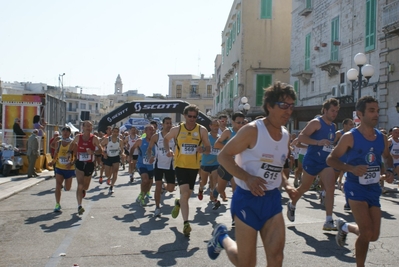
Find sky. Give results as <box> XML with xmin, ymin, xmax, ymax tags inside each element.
<box><xmin>0</xmin><ymin>0</ymin><xmax>233</xmax><ymax>96</ymax></box>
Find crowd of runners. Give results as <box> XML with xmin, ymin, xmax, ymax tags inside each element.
<box><xmin>47</xmin><ymin>81</ymin><xmax>398</xmax><ymax>267</ymax></box>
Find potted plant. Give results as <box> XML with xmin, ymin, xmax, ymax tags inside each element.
<box><xmin>333</xmin><ymin>41</ymin><xmax>341</xmax><ymax>46</ymax></box>
<box><xmin>321</xmin><ymin>42</ymin><xmax>327</xmax><ymax>47</ymax></box>
<box><xmin>314</xmin><ymin>46</ymin><xmax>320</xmax><ymax>51</ymax></box>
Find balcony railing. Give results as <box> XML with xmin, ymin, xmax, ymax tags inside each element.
<box><xmin>382</xmin><ymin>0</ymin><xmax>399</xmax><ymax>34</ymax></box>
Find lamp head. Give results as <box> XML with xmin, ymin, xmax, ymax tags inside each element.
<box><xmin>241</xmin><ymin>96</ymin><xmax>248</xmax><ymax>104</ymax></box>
<box><xmin>362</xmin><ymin>64</ymin><xmax>374</xmax><ymax>79</ymax></box>
<box><xmin>354</xmin><ymin>53</ymin><xmax>367</xmax><ymax>66</ymax></box>
<box><xmin>347</xmin><ymin>68</ymin><xmax>358</xmax><ymax>82</ymax></box>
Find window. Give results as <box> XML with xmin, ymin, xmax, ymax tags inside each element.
<box><xmin>256</xmin><ymin>74</ymin><xmax>272</xmax><ymax>106</ymax></box>
<box><xmin>331</xmin><ymin>16</ymin><xmax>339</xmax><ymax>61</ymax></box>
<box><xmin>68</xmin><ymin>115</ymin><xmax>72</xmax><ymax>121</ymax></box>
<box><xmin>207</xmin><ymin>85</ymin><xmax>212</xmax><ymax>96</ymax></box>
<box><xmin>229</xmin><ymin>79</ymin><xmax>234</xmax><ymax>108</ymax></box>
<box><xmin>261</xmin><ymin>0</ymin><xmax>272</xmax><ymax>19</ymax></box>
<box><xmin>216</xmin><ymin>93</ymin><xmax>220</xmax><ymax>104</ymax></box>
<box><xmin>190</xmin><ymin>85</ymin><xmax>197</xmax><ymax>94</ymax></box>
<box><xmin>232</xmin><ymin>22</ymin><xmax>236</xmax><ymax>44</ymax></box>
<box><xmin>80</xmin><ymin>103</ymin><xmax>86</xmax><ymax>109</ymax></box>
<box><xmin>237</xmin><ymin>11</ymin><xmax>241</xmax><ymax>34</ymax></box>
<box><xmin>234</xmin><ymin>73</ymin><xmax>238</xmax><ymax>97</ymax></box>
<box><xmin>176</xmin><ymin>85</ymin><xmax>182</xmax><ymax>98</ymax></box>
<box><xmin>294</xmin><ymin>81</ymin><xmax>299</xmax><ymax>105</ymax></box>
<box><xmin>365</xmin><ymin>0</ymin><xmax>376</xmax><ymax>52</ymax></box>
<box><xmin>305</xmin><ymin>33</ymin><xmax>311</xmax><ymax>71</ymax></box>
<box><xmin>306</xmin><ymin>0</ymin><xmax>312</xmax><ymax>8</ymax></box>
<box><xmin>89</xmin><ymin>105</ymin><xmax>92</xmax><ymax>111</ymax></box>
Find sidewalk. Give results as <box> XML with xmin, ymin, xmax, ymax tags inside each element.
<box><xmin>0</xmin><ymin>170</ymin><xmax>52</xmax><ymax>201</ymax></box>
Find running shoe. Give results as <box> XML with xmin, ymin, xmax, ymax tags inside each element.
<box><xmin>78</xmin><ymin>206</ymin><xmax>85</xmax><ymax>215</ymax></box>
<box><xmin>171</xmin><ymin>198</ymin><xmax>180</xmax><ymax>218</ymax></box>
<box><xmin>109</xmin><ymin>186</ymin><xmax>114</xmax><ymax>194</ymax></box>
<box><xmin>198</xmin><ymin>188</ymin><xmax>203</xmax><ymax>201</ymax></box>
<box><xmin>323</xmin><ymin>220</ymin><xmax>337</xmax><ymax>231</ymax></box>
<box><xmin>183</xmin><ymin>222</ymin><xmax>191</xmax><ymax>237</ymax></box>
<box><xmin>99</xmin><ymin>177</ymin><xmax>103</xmax><ymax>184</ymax></box>
<box><xmin>54</xmin><ymin>203</ymin><xmax>61</xmax><ymax>212</ymax></box>
<box><xmin>154</xmin><ymin>208</ymin><xmax>161</xmax><ymax>217</ymax></box>
<box><xmin>286</xmin><ymin>202</ymin><xmax>295</xmax><ymax>222</ymax></box>
<box><xmin>136</xmin><ymin>193</ymin><xmax>142</xmax><ymax>204</ymax></box>
<box><xmin>335</xmin><ymin>218</ymin><xmax>347</xmax><ymax>247</ymax></box>
<box><xmin>146</xmin><ymin>192</ymin><xmax>152</xmax><ymax>199</ymax></box>
<box><xmin>129</xmin><ymin>174</ymin><xmax>134</xmax><ymax>183</ymax></box>
<box><xmin>106</xmin><ymin>178</ymin><xmax>111</xmax><ymax>186</ymax></box>
<box><xmin>207</xmin><ymin>224</ymin><xmax>228</xmax><ymax>260</ymax></box>
<box><xmin>82</xmin><ymin>190</ymin><xmax>86</xmax><ymax>198</ymax></box>
<box><xmin>212</xmin><ymin>200</ymin><xmax>221</xmax><ymax>210</ymax></box>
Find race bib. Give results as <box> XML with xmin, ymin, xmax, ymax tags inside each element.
<box><xmin>143</xmin><ymin>156</ymin><xmax>151</xmax><ymax>165</ymax></box>
<box><xmin>58</xmin><ymin>157</ymin><xmax>69</xmax><ymax>165</ymax></box>
<box><xmin>257</xmin><ymin>163</ymin><xmax>282</xmax><ymax>190</ymax></box>
<box><xmin>181</xmin><ymin>144</ymin><xmax>197</xmax><ymax>155</ymax></box>
<box><xmin>210</xmin><ymin>147</ymin><xmax>220</xmax><ymax>156</ymax></box>
<box><xmin>322</xmin><ymin>144</ymin><xmax>334</xmax><ymax>153</ymax></box>
<box><xmin>79</xmin><ymin>152</ymin><xmax>91</xmax><ymax>161</ymax></box>
<box><xmin>158</xmin><ymin>147</ymin><xmax>167</xmax><ymax>156</ymax></box>
<box><xmin>359</xmin><ymin>166</ymin><xmax>380</xmax><ymax>185</ymax></box>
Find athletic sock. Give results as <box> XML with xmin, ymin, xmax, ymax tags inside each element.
<box><xmin>218</xmin><ymin>233</ymin><xmax>228</xmax><ymax>249</ymax></box>
<box><xmin>326</xmin><ymin>215</ymin><xmax>333</xmax><ymax>222</ymax></box>
<box><xmin>342</xmin><ymin>223</ymin><xmax>349</xmax><ymax>233</ymax></box>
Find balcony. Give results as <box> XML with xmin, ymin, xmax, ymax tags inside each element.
<box><xmin>316</xmin><ymin>48</ymin><xmax>342</xmax><ymax>77</ymax></box>
<box><xmin>291</xmin><ymin>63</ymin><xmax>313</xmax><ymax>84</ymax></box>
<box><xmin>298</xmin><ymin>0</ymin><xmax>312</xmax><ymax>16</ymax></box>
<box><xmin>382</xmin><ymin>0</ymin><xmax>399</xmax><ymax>35</ymax></box>
<box><xmin>67</xmin><ymin>107</ymin><xmax>77</xmax><ymax>112</ymax></box>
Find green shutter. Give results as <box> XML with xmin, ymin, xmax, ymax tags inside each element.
<box><xmin>256</xmin><ymin>74</ymin><xmax>272</xmax><ymax>106</ymax></box>
<box><xmin>234</xmin><ymin>73</ymin><xmax>238</xmax><ymax>97</ymax></box>
<box><xmin>229</xmin><ymin>80</ymin><xmax>234</xmax><ymax>108</ymax></box>
<box><xmin>331</xmin><ymin>16</ymin><xmax>339</xmax><ymax>61</ymax></box>
<box><xmin>306</xmin><ymin>0</ymin><xmax>312</xmax><ymax>8</ymax></box>
<box><xmin>305</xmin><ymin>33</ymin><xmax>311</xmax><ymax>71</ymax></box>
<box><xmin>261</xmin><ymin>0</ymin><xmax>272</xmax><ymax>19</ymax></box>
<box><xmin>365</xmin><ymin>0</ymin><xmax>376</xmax><ymax>52</ymax></box>
<box><xmin>237</xmin><ymin>11</ymin><xmax>241</xmax><ymax>34</ymax></box>
<box><xmin>294</xmin><ymin>81</ymin><xmax>299</xmax><ymax>105</ymax></box>
<box><xmin>216</xmin><ymin>94</ymin><xmax>219</xmax><ymax>104</ymax></box>
<box><xmin>232</xmin><ymin>23</ymin><xmax>235</xmax><ymax>44</ymax></box>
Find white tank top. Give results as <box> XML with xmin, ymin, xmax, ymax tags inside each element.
<box><xmin>106</xmin><ymin>137</ymin><xmax>120</xmax><ymax>157</ymax></box>
<box><xmin>234</xmin><ymin>119</ymin><xmax>289</xmax><ymax>191</ymax></box>
<box><xmin>390</xmin><ymin>138</ymin><xmax>399</xmax><ymax>164</ymax></box>
<box><xmin>128</xmin><ymin>135</ymin><xmax>139</xmax><ymax>155</ymax></box>
<box><xmin>156</xmin><ymin>132</ymin><xmax>175</xmax><ymax>169</ymax></box>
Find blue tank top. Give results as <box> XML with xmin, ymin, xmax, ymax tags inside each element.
<box><xmin>345</xmin><ymin>128</ymin><xmax>384</xmax><ymax>184</ymax></box>
<box><xmin>337</xmin><ymin>129</ymin><xmax>347</xmax><ymax>162</ymax></box>
<box><xmin>306</xmin><ymin>117</ymin><xmax>336</xmax><ymax>162</ymax></box>
<box><xmin>137</xmin><ymin>138</ymin><xmax>155</xmax><ymax>170</ymax></box>
<box><xmin>201</xmin><ymin>133</ymin><xmax>220</xmax><ymax>166</ymax></box>
<box><xmin>222</xmin><ymin>127</ymin><xmax>237</xmax><ymax>145</ymax></box>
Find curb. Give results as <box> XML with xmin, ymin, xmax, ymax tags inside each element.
<box><xmin>0</xmin><ymin>176</ymin><xmax>51</xmax><ymax>201</ymax></box>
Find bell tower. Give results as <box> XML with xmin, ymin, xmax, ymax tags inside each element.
<box><xmin>114</xmin><ymin>74</ymin><xmax>123</xmax><ymax>94</ymax></box>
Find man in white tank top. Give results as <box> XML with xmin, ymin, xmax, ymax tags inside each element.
<box><xmin>207</xmin><ymin>81</ymin><xmax>297</xmax><ymax>266</ymax></box>
<box><xmin>125</xmin><ymin>127</ymin><xmax>140</xmax><ymax>183</ymax></box>
<box><xmin>100</xmin><ymin>127</ymin><xmax>124</xmax><ymax>194</ymax></box>
<box><xmin>388</xmin><ymin>127</ymin><xmax>399</xmax><ymax>186</ymax></box>
<box><xmin>146</xmin><ymin>117</ymin><xmax>176</xmax><ymax>217</ymax></box>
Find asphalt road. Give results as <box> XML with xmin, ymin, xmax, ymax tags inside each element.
<box><xmin>1</xmin><ymin>169</ymin><xmax>399</xmax><ymax>267</ymax></box>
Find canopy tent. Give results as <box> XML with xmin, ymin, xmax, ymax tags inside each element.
<box><xmin>66</xmin><ymin>122</ymin><xmax>80</xmax><ymax>134</ymax></box>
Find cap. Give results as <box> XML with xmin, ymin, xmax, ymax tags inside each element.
<box><xmin>54</xmin><ymin>131</ymin><xmax>59</xmax><ymax>135</ymax></box>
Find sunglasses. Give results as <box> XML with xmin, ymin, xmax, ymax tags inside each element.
<box><xmin>187</xmin><ymin>115</ymin><xmax>197</xmax><ymax>119</ymax></box>
<box><xmin>275</xmin><ymin>102</ymin><xmax>295</xmax><ymax>110</ymax></box>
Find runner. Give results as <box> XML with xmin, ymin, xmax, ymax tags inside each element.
<box><xmin>388</xmin><ymin>126</ymin><xmax>399</xmax><ymax>188</ymax></box>
<box><xmin>70</xmin><ymin>120</ymin><xmax>102</xmax><ymax>215</ymax></box>
<box><xmin>327</xmin><ymin>96</ymin><xmax>394</xmax><ymax>267</ymax></box>
<box><xmin>131</xmin><ymin>124</ymin><xmax>156</xmax><ymax>206</ymax></box>
<box><xmin>212</xmin><ymin>112</ymin><xmax>245</xmax><ymax>211</ymax></box>
<box><xmin>207</xmin><ymin>81</ymin><xmax>297</xmax><ymax>266</ymax></box>
<box><xmin>125</xmin><ymin>127</ymin><xmax>140</xmax><ymax>183</ymax></box>
<box><xmin>218</xmin><ymin>115</ymin><xmax>228</xmax><ymax>135</ymax></box>
<box><xmin>163</xmin><ymin>104</ymin><xmax>211</xmax><ymax>236</ymax></box>
<box><xmin>146</xmin><ymin>117</ymin><xmax>176</xmax><ymax>217</ymax></box>
<box><xmin>100</xmin><ymin>127</ymin><xmax>124</xmax><ymax>194</ymax></box>
<box><xmin>49</xmin><ymin>126</ymin><xmax>75</xmax><ymax>212</ymax></box>
<box><xmin>99</xmin><ymin>126</ymin><xmax>112</xmax><ymax>185</ymax></box>
<box><xmin>286</xmin><ymin>98</ymin><xmax>340</xmax><ymax>231</ymax></box>
<box><xmin>198</xmin><ymin>119</ymin><xmax>220</xmax><ymax>202</ymax></box>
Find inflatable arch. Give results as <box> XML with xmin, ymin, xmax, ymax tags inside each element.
<box><xmin>98</xmin><ymin>100</ymin><xmax>212</xmax><ymax>133</ymax></box>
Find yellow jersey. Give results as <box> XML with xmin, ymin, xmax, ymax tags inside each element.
<box><xmin>174</xmin><ymin>123</ymin><xmax>202</xmax><ymax>169</ymax></box>
<box><xmin>55</xmin><ymin>141</ymin><xmax>75</xmax><ymax>170</ymax></box>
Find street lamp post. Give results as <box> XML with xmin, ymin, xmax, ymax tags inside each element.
<box><xmin>346</xmin><ymin>53</ymin><xmax>374</xmax><ymax>100</ymax></box>
<box><xmin>238</xmin><ymin>96</ymin><xmax>251</xmax><ymax>115</ymax></box>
